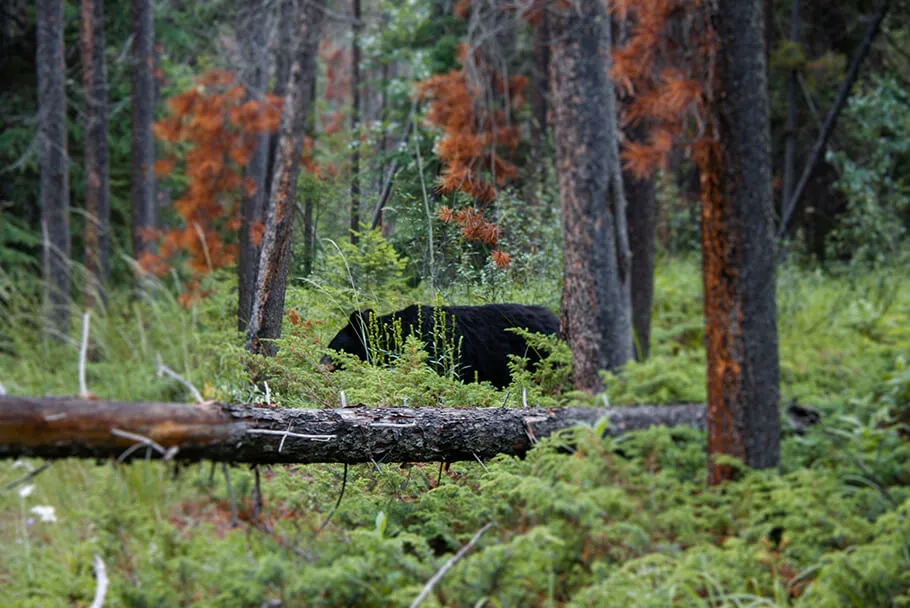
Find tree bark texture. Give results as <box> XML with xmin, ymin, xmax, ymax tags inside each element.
<box><xmin>0</xmin><ymin>396</ymin><xmax>710</xmax><ymax>464</ymax></box>
<box><xmin>780</xmin><ymin>0</ymin><xmax>799</xmax><ymax>214</ymax></box>
<box><xmin>550</xmin><ymin>0</ymin><xmax>634</xmax><ymax>393</ymax></box>
<box><xmin>246</xmin><ymin>0</ymin><xmax>326</xmax><ymax>356</ymax></box>
<box><xmin>614</xmin><ymin>17</ymin><xmax>656</xmax><ymax>361</ymax></box>
<box><xmin>37</xmin><ymin>0</ymin><xmax>71</xmax><ymax>339</ymax></box>
<box><xmin>237</xmin><ymin>0</ymin><xmax>274</xmax><ymax>332</ymax></box>
<box><xmin>264</xmin><ymin>0</ymin><xmax>294</xmax><ymax>206</ymax></box>
<box><xmin>349</xmin><ymin>0</ymin><xmax>362</xmax><ymax>243</ymax></box>
<box><xmin>529</xmin><ymin>9</ymin><xmax>550</xmax><ymax>193</ymax></box>
<box><xmin>130</xmin><ymin>0</ymin><xmax>156</xmax><ymax>262</ymax></box>
<box><xmin>80</xmin><ymin>0</ymin><xmax>111</xmax><ymax>308</ymax></box>
<box><xmin>302</xmin><ymin>81</ymin><xmax>319</xmax><ymax>277</ymax></box>
<box><xmin>703</xmin><ymin>0</ymin><xmax>780</xmax><ymax>483</ymax></box>
<box><xmin>624</xmin><ymin>152</ymin><xmax>656</xmax><ymax>361</ymax></box>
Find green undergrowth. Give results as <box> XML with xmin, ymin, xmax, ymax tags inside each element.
<box><xmin>1</xmin><ymin>255</ymin><xmax>909</xmax><ymax>606</ymax></box>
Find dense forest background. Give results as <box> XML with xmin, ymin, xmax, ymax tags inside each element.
<box><xmin>1</xmin><ymin>0</ymin><xmax>910</xmax><ymax>605</ymax></box>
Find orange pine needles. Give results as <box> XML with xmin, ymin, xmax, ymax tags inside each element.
<box><xmin>417</xmin><ymin>24</ymin><xmax>526</xmax><ymax>269</ymax></box>
<box><xmin>148</xmin><ymin>69</ymin><xmax>283</xmax><ymax>305</ymax></box>
<box><xmin>609</xmin><ymin>0</ymin><xmax>716</xmax><ymax>178</ymax></box>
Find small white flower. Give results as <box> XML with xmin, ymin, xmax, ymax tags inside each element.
<box><xmin>18</xmin><ymin>484</ymin><xmax>34</xmax><ymax>498</ymax></box>
<box><xmin>30</xmin><ymin>505</ymin><xmax>57</xmax><ymax>523</ymax></box>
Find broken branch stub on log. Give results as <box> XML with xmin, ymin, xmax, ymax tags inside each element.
<box><xmin>0</xmin><ymin>396</ymin><xmax>711</xmax><ymax>464</ymax></box>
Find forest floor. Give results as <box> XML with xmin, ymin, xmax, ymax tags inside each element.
<box><xmin>1</xmin><ymin>255</ymin><xmax>909</xmax><ymax>607</ymax></box>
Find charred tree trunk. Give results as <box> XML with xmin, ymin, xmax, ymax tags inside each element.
<box><xmin>237</xmin><ymin>0</ymin><xmax>273</xmax><ymax>332</ymax></box>
<box><xmin>550</xmin><ymin>0</ymin><xmax>634</xmax><ymax>393</ymax></box>
<box><xmin>349</xmin><ymin>0</ymin><xmax>362</xmax><ymax>243</ymax></box>
<box><xmin>37</xmin><ymin>0</ymin><xmax>71</xmax><ymax>339</ymax></box>
<box><xmin>702</xmin><ymin>0</ymin><xmax>780</xmax><ymax>484</ymax></box>
<box><xmin>130</xmin><ymin>0</ymin><xmax>156</xmax><ymax>264</ymax></box>
<box><xmin>0</xmin><ymin>395</ymin><xmax>713</xmax><ymax>464</ymax></box>
<box><xmin>245</xmin><ymin>0</ymin><xmax>326</xmax><ymax>356</ymax></box>
<box><xmin>80</xmin><ymin>0</ymin><xmax>110</xmax><ymax>309</ymax></box>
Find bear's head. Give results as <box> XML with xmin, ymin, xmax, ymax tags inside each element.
<box><xmin>320</xmin><ymin>309</ymin><xmax>374</xmax><ymax>369</ymax></box>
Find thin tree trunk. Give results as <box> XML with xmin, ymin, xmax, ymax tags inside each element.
<box><xmin>130</xmin><ymin>0</ymin><xmax>156</xmax><ymax>264</ymax></box>
<box><xmin>625</xmin><ymin>153</ymin><xmax>656</xmax><ymax>360</ymax></box>
<box><xmin>777</xmin><ymin>0</ymin><xmax>890</xmax><ymax>240</ymax></box>
<box><xmin>237</xmin><ymin>0</ymin><xmax>273</xmax><ymax>332</ymax></box>
<box><xmin>37</xmin><ymin>0</ymin><xmax>70</xmax><ymax>338</ymax></box>
<box><xmin>81</xmin><ymin>0</ymin><xmax>110</xmax><ymax>309</ymax></box>
<box><xmin>703</xmin><ymin>0</ymin><xmax>780</xmax><ymax>484</ymax></box>
<box><xmin>246</xmin><ymin>0</ymin><xmax>326</xmax><ymax>356</ymax></box>
<box><xmin>349</xmin><ymin>0</ymin><xmax>362</xmax><ymax>243</ymax></box>
<box><xmin>529</xmin><ymin>10</ymin><xmax>550</xmax><ymax>193</ymax></box>
<box><xmin>264</xmin><ymin>0</ymin><xmax>293</xmax><ymax>207</ymax></box>
<box><xmin>302</xmin><ymin>81</ymin><xmax>318</xmax><ymax>276</ymax></box>
<box><xmin>615</xmin><ymin>16</ymin><xmax>656</xmax><ymax>361</ymax></box>
<box><xmin>550</xmin><ymin>0</ymin><xmax>634</xmax><ymax>393</ymax></box>
<box><xmin>781</xmin><ymin>0</ymin><xmax>799</xmax><ymax>214</ymax></box>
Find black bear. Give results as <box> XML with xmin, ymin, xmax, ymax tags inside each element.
<box><xmin>322</xmin><ymin>303</ymin><xmax>560</xmax><ymax>388</ymax></box>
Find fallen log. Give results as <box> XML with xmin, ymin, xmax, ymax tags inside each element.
<box><xmin>0</xmin><ymin>396</ymin><xmax>812</xmax><ymax>465</ymax></box>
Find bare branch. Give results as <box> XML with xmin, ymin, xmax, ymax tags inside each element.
<box><xmin>410</xmin><ymin>522</ymin><xmax>495</xmax><ymax>608</ymax></box>
<box><xmin>79</xmin><ymin>311</ymin><xmax>91</xmax><ymax>398</ymax></box>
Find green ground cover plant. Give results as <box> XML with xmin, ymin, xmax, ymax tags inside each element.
<box><xmin>1</xmin><ymin>254</ymin><xmax>908</xmax><ymax>607</ymax></box>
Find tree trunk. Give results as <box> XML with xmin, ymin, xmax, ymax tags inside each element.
<box><xmin>702</xmin><ymin>0</ymin><xmax>780</xmax><ymax>484</ymax></box>
<box><xmin>0</xmin><ymin>395</ymin><xmax>708</xmax><ymax>464</ymax></box>
<box><xmin>130</xmin><ymin>0</ymin><xmax>156</xmax><ymax>264</ymax></box>
<box><xmin>264</xmin><ymin>0</ymin><xmax>293</xmax><ymax>207</ymax></box>
<box><xmin>80</xmin><ymin>0</ymin><xmax>110</xmax><ymax>309</ymax></box>
<box><xmin>781</xmin><ymin>0</ymin><xmax>799</xmax><ymax>212</ymax></box>
<box><xmin>615</xmin><ymin>18</ymin><xmax>656</xmax><ymax>361</ymax></box>
<box><xmin>625</xmin><ymin>153</ymin><xmax>656</xmax><ymax>361</ymax></box>
<box><xmin>529</xmin><ymin>10</ymin><xmax>550</xmax><ymax>193</ymax></box>
<box><xmin>349</xmin><ymin>0</ymin><xmax>362</xmax><ymax>243</ymax></box>
<box><xmin>245</xmin><ymin>0</ymin><xmax>326</xmax><ymax>356</ymax></box>
<box><xmin>237</xmin><ymin>0</ymin><xmax>273</xmax><ymax>332</ymax></box>
<box><xmin>550</xmin><ymin>0</ymin><xmax>634</xmax><ymax>393</ymax></box>
<box><xmin>302</xmin><ymin>81</ymin><xmax>318</xmax><ymax>276</ymax></box>
<box><xmin>37</xmin><ymin>0</ymin><xmax>70</xmax><ymax>339</ymax></box>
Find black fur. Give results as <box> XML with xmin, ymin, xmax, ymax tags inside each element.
<box><xmin>322</xmin><ymin>304</ymin><xmax>560</xmax><ymax>388</ymax></box>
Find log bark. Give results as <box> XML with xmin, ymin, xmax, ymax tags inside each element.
<box><xmin>0</xmin><ymin>396</ymin><xmax>712</xmax><ymax>464</ymax></box>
